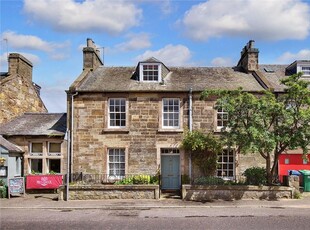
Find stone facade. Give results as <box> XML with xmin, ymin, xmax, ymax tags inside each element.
<box><xmin>58</xmin><ymin>184</ymin><xmax>160</xmax><ymax>200</ymax></box>
<box><xmin>0</xmin><ymin>53</ymin><xmax>47</xmax><ymax>124</ymax></box>
<box><xmin>68</xmin><ymin>39</ymin><xmax>286</xmax><ymax>188</ymax></box>
<box><xmin>4</xmin><ymin>136</ymin><xmax>67</xmax><ymax>175</ymax></box>
<box><xmin>182</xmin><ymin>185</ymin><xmax>293</xmax><ymax>201</ymax></box>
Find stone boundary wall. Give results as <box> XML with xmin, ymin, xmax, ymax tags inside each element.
<box><xmin>182</xmin><ymin>185</ymin><xmax>294</xmax><ymax>201</ymax></box>
<box><xmin>58</xmin><ymin>185</ymin><xmax>160</xmax><ymax>200</ymax></box>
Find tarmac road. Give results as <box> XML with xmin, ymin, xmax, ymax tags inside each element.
<box><xmin>1</xmin><ymin>193</ymin><xmax>310</xmax><ymax>230</ymax></box>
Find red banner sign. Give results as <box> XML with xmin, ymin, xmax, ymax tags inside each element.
<box><xmin>26</xmin><ymin>175</ymin><xmax>63</xmax><ymax>189</ymax></box>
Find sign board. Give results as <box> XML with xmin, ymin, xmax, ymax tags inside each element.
<box><xmin>8</xmin><ymin>177</ymin><xmax>25</xmax><ymax>199</ymax></box>
<box><xmin>26</xmin><ymin>175</ymin><xmax>63</xmax><ymax>189</ymax></box>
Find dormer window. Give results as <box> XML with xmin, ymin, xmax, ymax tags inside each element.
<box><xmin>301</xmin><ymin>66</ymin><xmax>310</xmax><ymax>76</ymax></box>
<box><xmin>139</xmin><ymin>63</ymin><xmax>161</xmax><ymax>82</ymax></box>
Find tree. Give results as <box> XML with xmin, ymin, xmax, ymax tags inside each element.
<box><xmin>182</xmin><ymin>130</ymin><xmax>223</xmax><ymax>176</ymax></box>
<box><xmin>201</xmin><ymin>73</ymin><xmax>310</xmax><ymax>184</ymax></box>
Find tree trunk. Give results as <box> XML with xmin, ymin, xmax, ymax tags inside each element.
<box><xmin>266</xmin><ymin>153</ymin><xmax>272</xmax><ymax>185</ymax></box>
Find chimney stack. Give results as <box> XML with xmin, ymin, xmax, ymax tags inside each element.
<box><xmin>8</xmin><ymin>53</ymin><xmax>33</xmax><ymax>82</ymax></box>
<box><xmin>83</xmin><ymin>38</ymin><xmax>103</xmax><ymax>70</ymax></box>
<box><xmin>237</xmin><ymin>40</ymin><xmax>259</xmax><ymax>73</ymax></box>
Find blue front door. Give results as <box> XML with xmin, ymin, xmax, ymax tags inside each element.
<box><xmin>161</xmin><ymin>155</ymin><xmax>180</xmax><ymax>190</ymax></box>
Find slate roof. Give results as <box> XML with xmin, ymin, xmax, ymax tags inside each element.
<box><xmin>0</xmin><ymin>135</ymin><xmax>23</xmax><ymax>152</ymax></box>
<box><xmin>0</xmin><ymin>113</ymin><xmax>67</xmax><ymax>136</ymax></box>
<box><xmin>258</xmin><ymin>65</ymin><xmax>288</xmax><ymax>92</ymax></box>
<box><xmin>74</xmin><ymin>66</ymin><xmax>266</xmax><ymax>92</ymax></box>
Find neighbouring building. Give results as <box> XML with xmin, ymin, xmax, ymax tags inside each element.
<box><xmin>0</xmin><ymin>113</ymin><xmax>67</xmax><ymax>177</ymax></box>
<box><xmin>0</xmin><ymin>53</ymin><xmax>47</xmax><ymax>124</ymax></box>
<box><xmin>67</xmin><ymin>39</ymin><xmax>310</xmax><ymax>190</ymax></box>
<box><xmin>0</xmin><ymin>135</ymin><xmax>24</xmax><ymax>185</ymax></box>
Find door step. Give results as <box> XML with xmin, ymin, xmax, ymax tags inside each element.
<box><xmin>160</xmin><ymin>190</ymin><xmax>181</xmax><ymax>199</ymax></box>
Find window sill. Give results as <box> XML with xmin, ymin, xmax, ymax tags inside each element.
<box><xmin>157</xmin><ymin>128</ymin><xmax>183</xmax><ymax>133</ymax></box>
<box><xmin>101</xmin><ymin>128</ymin><xmax>129</xmax><ymax>134</ymax></box>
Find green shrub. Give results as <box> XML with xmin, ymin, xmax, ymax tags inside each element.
<box><xmin>0</xmin><ymin>185</ymin><xmax>7</xmax><ymax>198</ymax></box>
<box><xmin>115</xmin><ymin>175</ymin><xmax>158</xmax><ymax>185</ymax></box>
<box><xmin>243</xmin><ymin>167</ymin><xmax>267</xmax><ymax>185</ymax></box>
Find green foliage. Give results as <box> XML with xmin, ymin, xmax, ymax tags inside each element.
<box><xmin>181</xmin><ymin>174</ymin><xmax>190</xmax><ymax>184</ymax></box>
<box><xmin>0</xmin><ymin>185</ymin><xmax>7</xmax><ymax>198</ymax></box>
<box><xmin>243</xmin><ymin>167</ymin><xmax>267</xmax><ymax>185</ymax></box>
<box><xmin>201</xmin><ymin>73</ymin><xmax>310</xmax><ymax>184</ymax></box>
<box><xmin>115</xmin><ymin>175</ymin><xmax>158</xmax><ymax>185</ymax></box>
<box><xmin>0</xmin><ymin>179</ymin><xmax>4</xmax><ymax>186</ymax></box>
<box><xmin>182</xmin><ymin>130</ymin><xmax>223</xmax><ymax>176</ymax></box>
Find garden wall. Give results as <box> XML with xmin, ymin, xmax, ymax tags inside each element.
<box><xmin>182</xmin><ymin>185</ymin><xmax>294</xmax><ymax>201</ymax></box>
<box><xmin>58</xmin><ymin>184</ymin><xmax>160</xmax><ymax>200</ymax></box>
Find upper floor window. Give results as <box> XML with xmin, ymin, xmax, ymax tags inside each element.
<box><xmin>301</xmin><ymin>66</ymin><xmax>310</xmax><ymax>76</ymax></box>
<box><xmin>140</xmin><ymin>63</ymin><xmax>161</xmax><ymax>82</ymax></box>
<box><xmin>109</xmin><ymin>98</ymin><xmax>126</xmax><ymax>128</ymax></box>
<box><xmin>216</xmin><ymin>106</ymin><xmax>228</xmax><ymax>130</ymax></box>
<box><xmin>30</xmin><ymin>142</ymin><xmax>43</xmax><ymax>156</ymax></box>
<box><xmin>48</xmin><ymin>142</ymin><xmax>61</xmax><ymax>156</ymax></box>
<box><xmin>162</xmin><ymin>98</ymin><xmax>180</xmax><ymax>128</ymax></box>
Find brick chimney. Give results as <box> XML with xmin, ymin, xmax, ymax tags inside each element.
<box><xmin>237</xmin><ymin>40</ymin><xmax>259</xmax><ymax>73</ymax></box>
<box><xmin>8</xmin><ymin>53</ymin><xmax>33</xmax><ymax>81</ymax></box>
<box><xmin>83</xmin><ymin>38</ymin><xmax>103</xmax><ymax>70</ymax></box>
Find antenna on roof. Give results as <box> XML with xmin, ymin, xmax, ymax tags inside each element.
<box><xmin>3</xmin><ymin>38</ymin><xmax>8</xmax><ymax>59</ymax></box>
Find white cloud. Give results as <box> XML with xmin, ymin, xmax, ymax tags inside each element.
<box><xmin>23</xmin><ymin>0</ymin><xmax>142</xmax><ymax>34</ymax></box>
<box><xmin>135</xmin><ymin>44</ymin><xmax>192</xmax><ymax>66</ymax></box>
<box><xmin>181</xmin><ymin>0</ymin><xmax>310</xmax><ymax>41</ymax></box>
<box><xmin>1</xmin><ymin>31</ymin><xmax>70</xmax><ymax>60</ymax></box>
<box><xmin>115</xmin><ymin>33</ymin><xmax>151</xmax><ymax>52</ymax></box>
<box><xmin>277</xmin><ymin>49</ymin><xmax>310</xmax><ymax>63</ymax></box>
<box><xmin>211</xmin><ymin>57</ymin><xmax>233</xmax><ymax>67</ymax></box>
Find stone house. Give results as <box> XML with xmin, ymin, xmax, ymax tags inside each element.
<box><xmin>0</xmin><ymin>53</ymin><xmax>47</xmax><ymax>124</ymax></box>
<box><xmin>67</xmin><ymin>39</ymin><xmax>309</xmax><ymax>190</ymax></box>
<box><xmin>0</xmin><ymin>113</ymin><xmax>67</xmax><ymax>176</ymax></box>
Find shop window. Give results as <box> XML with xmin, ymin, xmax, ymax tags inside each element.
<box><xmin>29</xmin><ymin>159</ymin><xmax>43</xmax><ymax>174</ymax></box>
<box><xmin>30</xmin><ymin>143</ymin><xmax>43</xmax><ymax>156</ymax></box>
<box><xmin>48</xmin><ymin>142</ymin><xmax>61</xmax><ymax>156</ymax></box>
<box><xmin>48</xmin><ymin>159</ymin><xmax>61</xmax><ymax>173</ymax></box>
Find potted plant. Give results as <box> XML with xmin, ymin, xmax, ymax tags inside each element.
<box><xmin>0</xmin><ymin>157</ymin><xmax>6</xmax><ymax>166</ymax></box>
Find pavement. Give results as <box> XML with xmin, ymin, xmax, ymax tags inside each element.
<box><xmin>1</xmin><ymin>192</ymin><xmax>310</xmax><ymax>210</ymax></box>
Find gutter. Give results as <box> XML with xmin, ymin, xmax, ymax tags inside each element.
<box><xmin>188</xmin><ymin>88</ymin><xmax>193</xmax><ymax>181</ymax></box>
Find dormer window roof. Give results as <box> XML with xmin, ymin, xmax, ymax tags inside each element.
<box><xmin>286</xmin><ymin>60</ymin><xmax>310</xmax><ymax>78</ymax></box>
<box><xmin>136</xmin><ymin>57</ymin><xmax>169</xmax><ymax>83</ymax></box>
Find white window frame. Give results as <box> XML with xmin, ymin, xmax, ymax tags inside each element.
<box><xmin>139</xmin><ymin>63</ymin><xmax>161</xmax><ymax>82</ymax></box>
<box><xmin>29</xmin><ymin>142</ymin><xmax>43</xmax><ymax>156</ymax></box>
<box><xmin>162</xmin><ymin>98</ymin><xmax>180</xmax><ymax>129</ymax></box>
<box><xmin>216</xmin><ymin>105</ymin><xmax>228</xmax><ymax>131</ymax></box>
<box><xmin>107</xmin><ymin>148</ymin><xmax>126</xmax><ymax>178</ymax></box>
<box><xmin>48</xmin><ymin>142</ymin><xmax>62</xmax><ymax>156</ymax></box>
<box><xmin>301</xmin><ymin>66</ymin><xmax>310</xmax><ymax>76</ymax></box>
<box><xmin>217</xmin><ymin>149</ymin><xmax>235</xmax><ymax>179</ymax></box>
<box><xmin>297</xmin><ymin>64</ymin><xmax>310</xmax><ymax>77</ymax></box>
<box><xmin>108</xmin><ymin>98</ymin><xmax>127</xmax><ymax>128</ymax></box>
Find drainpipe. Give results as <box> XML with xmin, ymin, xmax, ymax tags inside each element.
<box><xmin>65</xmin><ymin>129</ymin><xmax>70</xmax><ymax>201</ymax></box>
<box><xmin>189</xmin><ymin>88</ymin><xmax>193</xmax><ymax>181</ymax></box>
<box><xmin>70</xmin><ymin>92</ymin><xmax>78</xmax><ymax>182</ymax></box>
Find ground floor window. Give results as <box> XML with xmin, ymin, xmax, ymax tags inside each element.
<box><xmin>47</xmin><ymin>159</ymin><xmax>61</xmax><ymax>173</ymax></box>
<box><xmin>29</xmin><ymin>159</ymin><xmax>43</xmax><ymax>174</ymax></box>
<box><xmin>108</xmin><ymin>149</ymin><xmax>125</xmax><ymax>177</ymax></box>
<box><xmin>217</xmin><ymin>149</ymin><xmax>234</xmax><ymax>178</ymax></box>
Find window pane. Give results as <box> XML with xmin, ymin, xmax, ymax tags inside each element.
<box><xmin>48</xmin><ymin>159</ymin><xmax>61</xmax><ymax>173</ymax></box>
<box><xmin>49</xmin><ymin>143</ymin><xmax>61</xmax><ymax>153</ymax></box>
<box><xmin>109</xmin><ymin>99</ymin><xmax>126</xmax><ymax>127</ymax></box>
<box><xmin>30</xmin><ymin>159</ymin><xmax>42</xmax><ymax>173</ymax></box>
<box><xmin>162</xmin><ymin>99</ymin><xmax>180</xmax><ymax>128</ymax></box>
<box><xmin>32</xmin><ymin>143</ymin><xmax>43</xmax><ymax>153</ymax></box>
<box><xmin>108</xmin><ymin>149</ymin><xmax>125</xmax><ymax>177</ymax></box>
